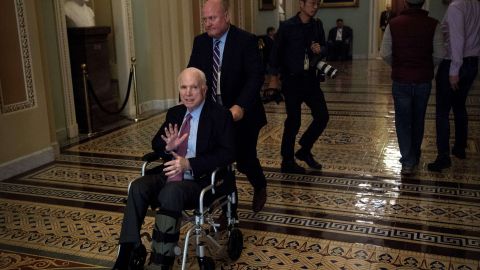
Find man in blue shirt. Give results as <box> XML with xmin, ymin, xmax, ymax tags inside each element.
<box><xmin>111</xmin><ymin>67</ymin><xmax>235</xmax><ymax>270</ymax></box>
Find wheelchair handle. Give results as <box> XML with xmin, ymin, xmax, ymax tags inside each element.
<box><xmin>197</xmin><ymin>167</ymin><xmax>222</xmax><ymax>217</ymax></box>
<box><xmin>210</xmin><ymin>167</ymin><xmax>221</xmax><ymax>194</ymax></box>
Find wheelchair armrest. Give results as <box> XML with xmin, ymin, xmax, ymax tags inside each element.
<box><xmin>142</xmin><ymin>152</ymin><xmax>161</xmax><ymax>162</ymax></box>
<box><xmin>141</xmin><ymin>152</ymin><xmax>163</xmax><ymax>177</ymax></box>
<box><xmin>210</xmin><ymin>167</ymin><xmax>222</xmax><ymax>193</ymax></box>
<box><xmin>198</xmin><ymin>166</ymin><xmax>232</xmax><ymax>215</ymax></box>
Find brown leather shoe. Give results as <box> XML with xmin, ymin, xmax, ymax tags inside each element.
<box><xmin>252</xmin><ymin>187</ymin><xmax>267</xmax><ymax>212</ymax></box>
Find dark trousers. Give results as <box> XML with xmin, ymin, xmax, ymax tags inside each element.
<box><xmin>392</xmin><ymin>81</ymin><xmax>432</xmax><ymax>166</ymax></box>
<box><xmin>327</xmin><ymin>41</ymin><xmax>350</xmax><ymax>61</ymax></box>
<box><xmin>281</xmin><ymin>73</ymin><xmax>329</xmax><ymax>160</ymax></box>
<box><xmin>119</xmin><ymin>174</ymin><xmax>201</xmax><ymax>244</ymax></box>
<box><xmin>234</xmin><ymin>122</ymin><xmax>266</xmax><ymax>190</ymax></box>
<box><xmin>435</xmin><ymin>57</ymin><xmax>478</xmax><ymax>157</ymax></box>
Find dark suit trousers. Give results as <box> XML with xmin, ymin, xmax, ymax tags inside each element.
<box><xmin>281</xmin><ymin>73</ymin><xmax>329</xmax><ymax>160</ymax></box>
<box><xmin>435</xmin><ymin>57</ymin><xmax>478</xmax><ymax>157</ymax></box>
<box><xmin>119</xmin><ymin>174</ymin><xmax>202</xmax><ymax>244</ymax></box>
<box><xmin>234</xmin><ymin>122</ymin><xmax>266</xmax><ymax>190</ymax></box>
<box><xmin>328</xmin><ymin>41</ymin><xmax>349</xmax><ymax>61</ymax></box>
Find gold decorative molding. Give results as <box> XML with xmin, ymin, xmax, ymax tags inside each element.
<box><xmin>0</xmin><ymin>0</ymin><xmax>36</xmax><ymax>114</ymax></box>
<box><xmin>319</xmin><ymin>0</ymin><xmax>359</xmax><ymax>8</ymax></box>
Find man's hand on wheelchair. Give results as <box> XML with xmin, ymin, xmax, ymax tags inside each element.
<box><xmin>161</xmin><ymin>123</ymin><xmax>188</xmax><ymax>151</ymax></box>
<box><xmin>163</xmin><ymin>152</ymin><xmax>191</xmax><ymax>177</ymax></box>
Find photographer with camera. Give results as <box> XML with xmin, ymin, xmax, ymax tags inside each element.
<box><xmin>268</xmin><ymin>0</ymin><xmax>329</xmax><ymax>174</ymax></box>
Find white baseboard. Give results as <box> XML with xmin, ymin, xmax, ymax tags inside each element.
<box><xmin>0</xmin><ymin>146</ymin><xmax>55</xmax><ymax>181</ymax></box>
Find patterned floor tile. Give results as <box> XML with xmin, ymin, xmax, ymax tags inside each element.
<box><xmin>2</xmin><ymin>60</ymin><xmax>480</xmax><ymax>269</ymax></box>
<box><xmin>0</xmin><ymin>249</ymin><xmax>100</xmax><ymax>269</ymax></box>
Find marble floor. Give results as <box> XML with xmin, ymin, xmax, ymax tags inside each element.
<box><xmin>1</xmin><ymin>59</ymin><xmax>479</xmax><ymax>269</ymax></box>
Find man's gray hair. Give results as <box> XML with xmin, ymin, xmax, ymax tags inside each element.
<box><xmin>177</xmin><ymin>67</ymin><xmax>207</xmax><ymax>88</ymax></box>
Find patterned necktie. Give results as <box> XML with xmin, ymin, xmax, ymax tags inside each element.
<box><xmin>167</xmin><ymin>113</ymin><xmax>192</xmax><ymax>182</ymax></box>
<box><xmin>212</xmin><ymin>39</ymin><xmax>222</xmax><ymax>104</ymax></box>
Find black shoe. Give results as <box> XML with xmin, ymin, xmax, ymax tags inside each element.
<box><xmin>281</xmin><ymin>160</ymin><xmax>306</xmax><ymax>174</ymax></box>
<box><xmin>427</xmin><ymin>157</ymin><xmax>452</xmax><ymax>172</ymax></box>
<box><xmin>112</xmin><ymin>243</ymin><xmax>134</xmax><ymax>270</ymax></box>
<box><xmin>295</xmin><ymin>149</ymin><xmax>322</xmax><ymax>169</ymax></box>
<box><xmin>252</xmin><ymin>187</ymin><xmax>267</xmax><ymax>212</ymax></box>
<box><xmin>452</xmin><ymin>147</ymin><xmax>466</xmax><ymax>159</ymax></box>
<box><xmin>401</xmin><ymin>164</ymin><xmax>415</xmax><ymax>176</ymax></box>
<box><xmin>112</xmin><ymin>242</ymin><xmax>146</xmax><ymax>270</ymax></box>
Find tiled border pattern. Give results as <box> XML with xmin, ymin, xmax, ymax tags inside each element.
<box><xmin>0</xmin><ymin>0</ymin><xmax>36</xmax><ymax>114</ymax></box>
<box><xmin>0</xmin><ymin>250</ymin><xmax>99</xmax><ymax>269</ymax></box>
<box><xmin>1</xmin><ymin>198</ymin><xmax>479</xmax><ymax>269</ymax></box>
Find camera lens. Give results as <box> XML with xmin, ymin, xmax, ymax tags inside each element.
<box><xmin>316</xmin><ymin>61</ymin><xmax>338</xmax><ymax>79</ymax></box>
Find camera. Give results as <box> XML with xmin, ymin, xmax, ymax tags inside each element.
<box><xmin>316</xmin><ymin>61</ymin><xmax>338</xmax><ymax>79</ymax></box>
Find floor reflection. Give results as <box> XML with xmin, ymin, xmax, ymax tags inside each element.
<box><xmin>1</xmin><ymin>59</ymin><xmax>479</xmax><ymax>269</ymax></box>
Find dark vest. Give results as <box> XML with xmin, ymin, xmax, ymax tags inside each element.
<box><xmin>389</xmin><ymin>9</ymin><xmax>438</xmax><ymax>83</ymax></box>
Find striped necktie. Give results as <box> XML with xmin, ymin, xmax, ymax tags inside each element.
<box><xmin>167</xmin><ymin>113</ymin><xmax>192</xmax><ymax>182</ymax></box>
<box><xmin>212</xmin><ymin>39</ymin><xmax>222</xmax><ymax>104</ymax></box>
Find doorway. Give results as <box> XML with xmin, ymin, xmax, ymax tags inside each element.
<box><xmin>368</xmin><ymin>0</ymin><xmax>389</xmax><ymax>59</ymax></box>
<box><xmin>53</xmin><ymin>0</ymin><xmax>135</xmax><ymax>138</ymax></box>
<box><xmin>368</xmin><ymin>0</ymin><xmax>431</xmax><ymax>59</ymax></box>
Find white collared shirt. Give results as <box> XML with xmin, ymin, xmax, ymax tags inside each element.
<box><xmin>336</xmin><ymin>28</ymin><xmax>343</xmax><ymax>41</ymax></box>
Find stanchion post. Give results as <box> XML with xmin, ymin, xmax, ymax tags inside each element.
<box><xmin>81</xmin><ymin>64</ymin><xmax>96</xmax><ymax>137</ymax></box>
<box><xmin>131</xmin><ymin>57</ymin><xmax>143</xmax><ymax>122</ymax></box>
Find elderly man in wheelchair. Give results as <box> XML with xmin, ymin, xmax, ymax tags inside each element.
<box><xmin>112</xmin><ymin>67</ymin><xmax>242</xmax><ymax>270</ymax></box>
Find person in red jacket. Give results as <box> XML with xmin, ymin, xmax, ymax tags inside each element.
<box><xmin>380</xmin><ymin>0</ymin><xmax>445</xmax><ymax>176</ymax></box>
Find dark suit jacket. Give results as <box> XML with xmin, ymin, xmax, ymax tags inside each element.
<box><xmin>328</xmin><ymin>26</ymin><xmax>353</xmax><ymax>44</ymax></box>
<box><xmin>260</xmin><ymin>35</ymin><xmax>274</xmax><ymax>67</ymax></box>
<box><xmin>188</xmin><ymin>25</ymin><xmax>267</xmax><ymax>129</ymax></box>
<box><xmin>151</xmin><ymin>100</ymin><xmax>235</xmax><ymax>184</ymax></box>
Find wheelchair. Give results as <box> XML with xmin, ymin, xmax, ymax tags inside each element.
<box><xmin>127</xmin><ymin>152</ymin><xmax>243</xmax><ymax>270</ymax></box>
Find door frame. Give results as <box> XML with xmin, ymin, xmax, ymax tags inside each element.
<box><xmin>53</xmin><ymin>0</ymin><xmax>136</xmax><ymax>138</ymax></box>
<box><xmin>368</xmin><ymin>0</ymin><xmax>430</xmax><ymax>59</ymax></box>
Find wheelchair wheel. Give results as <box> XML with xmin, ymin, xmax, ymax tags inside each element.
<box><xmin>197</xmin><ymin>256</ymin><xmax>215</xmax><ymax>270</ymax></box>
<box><xmin>129</xmin><ymin>243</ymin><xmax>147</xmax><ymax>270</ymax></box>
<box><xmin>227</xmin><ymin>228</ymin><xmax>243</xmax><ymax>260</ymax></box>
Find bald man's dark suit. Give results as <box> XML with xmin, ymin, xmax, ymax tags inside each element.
<box><xmin>119</xmin><ymin>100</ymin><xmax>235</xmax><ymax>244</ymax></box>
<box><xmin>188</xmin><ymin>25</ymin><xmax>267</xmax><ymax>192</ymax></box>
